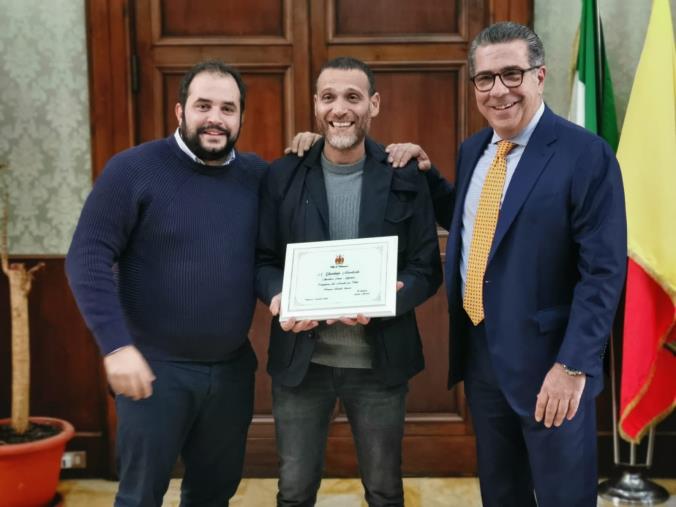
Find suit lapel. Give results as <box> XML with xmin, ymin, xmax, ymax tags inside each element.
<box><xmin>359</xmin><ymin>138</ymin><xmax>391</xmax><ymax>238</ymax></box>
<box><xmin>488</xmin><ymin>107</ymin><xmax>557</xmax><ymax>263</ymax></box>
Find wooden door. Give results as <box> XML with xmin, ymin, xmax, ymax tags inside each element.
<box><xmin>88</xmin><ymin>0</ymin><xmax>532</xmax><ymax>476</ymax></box>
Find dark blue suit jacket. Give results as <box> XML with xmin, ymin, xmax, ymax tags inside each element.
<box><xmin>427</xmin><ymin>106</ymin><xmax>627</xmax><ymax>415</ymax></box>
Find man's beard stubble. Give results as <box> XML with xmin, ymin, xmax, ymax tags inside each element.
<box><xmin>179</xmin><ymin>114</ymin><xmax>239</xmax><ymax>163</ymax></box>
<box><xmin>318</xmin><ymin>117</ymin><xmax>369</xmax><ymax>151</ymax></box>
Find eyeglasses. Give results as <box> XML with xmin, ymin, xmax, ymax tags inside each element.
<box><xmin>470</xmin><ymin>66</ymin><xmax>540</xmax><ymax>92</ymax></box>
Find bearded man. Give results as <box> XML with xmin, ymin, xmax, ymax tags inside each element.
<box><xmin>67</xmin><ymin>61</ymin><xmax>265</xmax><ymax>507</ymax></box>
<box><xmin>255</xmin><ymin>56</ymin><xmax>442</xmax><ymax>507</ymax></box>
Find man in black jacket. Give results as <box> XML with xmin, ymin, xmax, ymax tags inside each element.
<box><xmin>255</xmin><ymin>57</ymin><xmax>442</xmax><ymax>507</ymax></box>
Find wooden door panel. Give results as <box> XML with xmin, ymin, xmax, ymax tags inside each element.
<box><xmin>237</xmin><ymin>71</ymin><xmax>288</xmax><ymax>161</ymax></box>
<box><xmin>367</xmin><ymin>67</ymin><xmax>463</xmax><ymax>183</ymax></box>
<box><xmin>409</xmin><ymin>290</ymin><xmax>456</xmax><ymax>414</ymax></box>
<box><xmin>159</xmin><ymin>0</ymin><xmax>284</xmax><ymax>38</ymax></box>
<box><xmin>333</xmin><ymin>0</ymin><xmax>460</xmax><ymax>38</ymax></box>
<box><xmin>249</xmin><ymin>304</ymin><xmax>273</xmax><ymax>415</ymax></box>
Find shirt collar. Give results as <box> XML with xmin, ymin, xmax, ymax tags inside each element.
<box><xmin>490</xmin><ymin>101</ymin><xmax>545</xmax><ymax>147</ymax></box>
<box><xmin>174</xmin><ymin>129</ymin><xmax>236</xmax><ymax>166</ymax></box>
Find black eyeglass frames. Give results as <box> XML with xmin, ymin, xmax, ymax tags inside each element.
<box><xmin>470</xmin><ymin>66</ymin><xmax>541</xmax><ymax>92</ymax></box>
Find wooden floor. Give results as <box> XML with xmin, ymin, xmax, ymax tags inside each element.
<box><xmin>57</xmin><ymin>478</ymin><xmax>676</xmax><ymax>506</ymax></box>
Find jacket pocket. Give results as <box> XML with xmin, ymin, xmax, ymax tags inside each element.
<box><xmin>534</xmin><ymin>305</ymin><xmax>570</xmax><ymax>333</ymax></box>
<box><xmin>384</xmin><ymin>191</ymin><xmax>416</xmax><ymax>251</ymax></box>
<box><xmin>385</xmin><ymin>176</ymin><xmax>417</xmax><ymax>222</ymax></box>
<box><xmin>268</xmin><ymin>326</ymin><xmax>298</xmax><ymax>368</ymax></box>
<box><xmin>385</xmin><ymin>197</ymin><xmax>415</xmax><ymax>223</ymax></box>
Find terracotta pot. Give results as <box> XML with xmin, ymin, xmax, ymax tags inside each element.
<box><xmin>0</xmin><ymin>417</ymin><xmax>74</xmax><ymax>507</ymax></box>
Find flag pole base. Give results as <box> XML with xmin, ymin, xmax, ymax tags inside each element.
<box><xmin>599</xmin><ymin>470</ymin><xmax>670</xmax><ymax>505</ymax></box>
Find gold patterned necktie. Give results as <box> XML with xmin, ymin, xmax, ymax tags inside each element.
<box><xmin>463</xmin><ymin>140</ymin><xmax>516</xmax><ymax>325</ymax></box>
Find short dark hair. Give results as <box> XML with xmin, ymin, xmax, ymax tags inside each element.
<box><xmin>468</xmin><ymin>22</ymin><xmax>545</xmax><ymax>76</ymax></box>
<box><xmin>317</xmin><ymin>56</ymin><xmax>376</xmax><ymax>96</ymax></box>
<box><xmin>177</xmin><ymin>60</ymin><xmax>246</xmax><ymax>112</ymax></box>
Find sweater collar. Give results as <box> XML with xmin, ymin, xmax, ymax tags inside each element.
<box><xmin>168</xmin><ymin>134</ymin><xmax>236</xmax><ymax>176</ymax></box>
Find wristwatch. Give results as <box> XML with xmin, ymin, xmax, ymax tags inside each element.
<box><xmin>560</xmin><ymin>363</ymin><xmax>584</xmax><ymax>376</ymax></box>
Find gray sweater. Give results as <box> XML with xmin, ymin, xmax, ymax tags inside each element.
<box><xmin>311</xmin><ymin>153</ymin><xmax>372</xmax><ymax>369</ymax></box>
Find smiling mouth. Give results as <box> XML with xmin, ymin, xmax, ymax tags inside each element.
<box><xmin>198</xmin><ymin>125</ymin><xmax>229</xmax><ymax>137</ymax></box>
<box><xmin>329</xmin><ymin>121</ymin><xmax>354</xmax><ymax>128</ymax></box>
<box><xmin>492</xmin><ymin>101</ymin><xmax>519</xmax><ymax>111</ymax></box>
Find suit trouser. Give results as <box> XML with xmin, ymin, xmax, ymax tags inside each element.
<box><xmin>114</xmin><ymin>342</ymin><xmax>256</xmax><ymax>507</ymax></box>
<box><xmin>463</xmin><ymin>318</ymin><xmax>598</xmax><ymax>507</ymax></box>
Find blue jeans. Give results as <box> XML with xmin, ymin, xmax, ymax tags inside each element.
<box><xmin>114</xmin><ymin>343</ymin><xmax>256</xmax><ymax>507</ymax></box>
<box><xmin>272</xmin><ymin>363</ymin><xmax>407</xmax><ymax>507</ymax></box>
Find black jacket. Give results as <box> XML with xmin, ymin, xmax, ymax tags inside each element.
<box><xmin>255</xmin><ymin>138</ymin><xmax>442</xmax><ymax>387</ymax></box>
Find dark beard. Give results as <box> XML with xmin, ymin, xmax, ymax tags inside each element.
<box><xmin>179</xmin><ymin>119</ymin><xmax>239</xmax><ymax>163</ymax></box>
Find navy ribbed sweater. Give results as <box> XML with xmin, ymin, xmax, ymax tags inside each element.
<box><xmin>66</xmin><ymin>136</ymin><xmax>268</xmax><ymax>362</ymax></box>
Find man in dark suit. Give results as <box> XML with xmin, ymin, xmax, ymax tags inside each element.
<box><xmin>388</xmin><ymin>22</ymin><xmax>627</xmax><ymax>506</ymax></box>
<box><xmin>255</xmin><ymin>56</ymin><xmax>442</xmax><ymax>507</ymax></box>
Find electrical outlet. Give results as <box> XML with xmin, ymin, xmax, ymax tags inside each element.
<box><xmin>61</xmin><ymin>451</ymin><xmax>87</xmax><ymax>469</ymax></box>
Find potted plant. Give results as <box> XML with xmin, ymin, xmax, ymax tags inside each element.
<box><xmin>0</xmin><ymin>163</ymin><xmax>74</xmax><ymax>507</ymax></box>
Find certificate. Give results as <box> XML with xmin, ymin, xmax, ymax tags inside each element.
<box><xmin>280</xmin><ymin>236</ymin><xmax>398</xmax><ymax>321</ymax></box>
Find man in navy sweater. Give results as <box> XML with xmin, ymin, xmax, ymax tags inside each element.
<box><xmin>66</xmin><ymin>61</ymin><xmax>266</xmax><ymax>507</ymax></box>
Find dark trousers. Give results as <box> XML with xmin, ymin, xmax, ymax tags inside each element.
<box><xmin>114</xmin><ymin>343</ymin><xmax>256</xmax><ymax>507</ymax></box>
<box><xmin>463</xmin><ymin>320</ymin><xmax>598</xmax><ymax>507</ymax></box>
<box><xmin>272</xmin><ymin>363</ymin><xmax>407</xmax><ymax>507</ymax></box>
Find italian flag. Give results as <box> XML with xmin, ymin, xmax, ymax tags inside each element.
<box><xmin>618</xmin><ymin>0</ymin><xmax>676</xmax><ymax>443</ymax></box>
<box><xmin>568</xmin><ymin>0</ymin><xmax>619</xmax><ymax>151</ymax></box>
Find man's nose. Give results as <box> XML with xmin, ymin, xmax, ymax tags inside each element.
<box><xmin>206</xmin><ymin>108</ymin><xmax>224</xmax><ymax>124</ymax></box>
<box><xmin>332</xmin><ymin>99</ymin><xmax>348</xmax><ymax>115</ymax></box>
<box><xmin>490</xmin><ymin>76</ymin><xmax>510</xmax><ymax>96</ymax></box>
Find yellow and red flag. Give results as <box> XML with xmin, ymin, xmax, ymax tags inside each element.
<box><xmin>618</xmin><ymin>0</ymin><xmax>676</xmax><ymax>443</ymax></box>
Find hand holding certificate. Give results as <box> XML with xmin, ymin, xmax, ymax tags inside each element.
<box><xmin>279</xmin><ymin>236</ymin><xmax>398</xmax><ymax>322</ymax></box>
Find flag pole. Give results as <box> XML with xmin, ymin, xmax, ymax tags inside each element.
<box><xmin>594</xmin><ymin>0</ymin><xmax>603</xmax><ymax>130</ymax></box>
<box><xmin>597</xmin><ymin>331</ymin><xmax>669</xmax><ymax>504</ymax></box>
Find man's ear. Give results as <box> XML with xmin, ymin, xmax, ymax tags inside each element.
<box><xmin>537</xmin><ymin>65</ymin><xmax>547</xmax><ymax>90</ymax></box>
<box><xmin>175</xmin><ymin>103</ymin><xmax>183</xmax><ymax>127</ymax></box>
<box><xmin>369</xmin><ymin>92</ymin><xmax>380</xmax><ymax>118</ymax></box>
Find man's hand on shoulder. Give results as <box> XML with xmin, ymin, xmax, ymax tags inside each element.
<box><xmin>284</xmin><ymin>132</ymin><xmax>322</xmax><ymax>157</ymax></box>
<box><xmin>385</xmin><ymin>143</ymin><xmax>431</xmax><ymax>170</ymax></box>
<box><xmin>103</xmin><ymin>345</ymin><xmax>156</xmax><ymax>400</ymax></box>
<box><xmin>534</xmin><ymin>362</ymin><xmax>586</xmax><ymax>428</ymax></box>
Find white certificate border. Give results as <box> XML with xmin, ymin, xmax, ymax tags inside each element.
<box><xmin>280</xmin><ymin>236</ymin><xmax>398</xmax><ymax>321</ymax></box>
